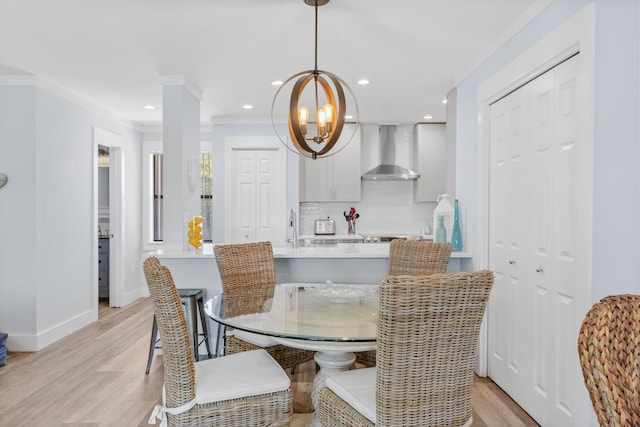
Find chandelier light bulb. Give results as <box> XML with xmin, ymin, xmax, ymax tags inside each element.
<box><xmin>323</xmin><ymin>103</ymin><xmax>334</xmax><ymax>125</ymax></box>
<box><xmin>298</xmin><ymin>106</ymin><xmax>309</xmax><ymax>134</ymax></box>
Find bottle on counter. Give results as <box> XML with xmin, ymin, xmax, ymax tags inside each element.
<box><xmin>451</xmin><ymin>199</ymin><xmax>462</xmax><ymax>252</ymax></box>
<box><xmin>433</xmin><ymin>194</ymin><xmax>454</xmax><ymax>243</ymax></box>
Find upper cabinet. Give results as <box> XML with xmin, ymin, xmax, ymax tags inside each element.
<box><xmin>300</xmin><ymin>124</ymin><xmax>361</xmax><ymax>202</ymax></box>
<box><xmin>413</xmin><ymin>123</ymin><xmax>447</xmax><ymax>202</ymax></box>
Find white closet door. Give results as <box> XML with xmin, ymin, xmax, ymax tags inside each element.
<box><xmin>226</xmin><ymin>140</ymin><xmax>286</xmax><ymax>244</ymax></box>
<box><xmin>488</xmin><ymin>77</ymin><xmax>533</xmax><ymax>404</ymax></box>
<box><xmin>488</xmin><ymin>54</ymin><xmax>584</xmax><ymax>426</ymax></box>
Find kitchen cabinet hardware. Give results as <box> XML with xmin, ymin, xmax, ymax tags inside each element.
<box><xmin>536</xmin><ymin>267</ymin><xmax>544</xmax><ymax>273</ymax></box>
<box><xmin>509</xmin><ymin>259</ymin><xmax>516</xmax><ymax>265</ymax></box>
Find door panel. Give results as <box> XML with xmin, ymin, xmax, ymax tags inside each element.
<box><xmin>488</xmin><ymin>54</ymin><xmax>583</xmax><ymax>426</ymax></box>
<box><xmin>226</xmin><ymin>140</ymin><xmax>286</xmax><ymax>244</ymax></box>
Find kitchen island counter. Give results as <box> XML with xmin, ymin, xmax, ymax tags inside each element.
<box><xmin>151</xmin><ymin>242</ymin><xmax>471</xmax><ymax>260</ymax></box>
<box><xmin>147</xmin><ymin>243</ymin><xmax>471</xmax><ymax>306</ymax></box>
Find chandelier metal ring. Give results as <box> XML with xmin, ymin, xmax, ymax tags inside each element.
<box><xmin>271</xmin><ymin>69</ymin><xmax>359</xmax><ymax>159</ymax></box>
<box><xmin>289</xmin><ymin>71</ymin><xmax>344</xmax><ymax>156</ymax></box>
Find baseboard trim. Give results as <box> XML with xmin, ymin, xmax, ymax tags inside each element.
<box><xmin>7</xmin><ymin>308</ymin><xmax>97</xmax><ymax>352</ymax></box>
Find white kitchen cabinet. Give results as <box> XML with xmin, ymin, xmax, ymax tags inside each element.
<box><xmin>412</xmin><ymin>123</ymin><xmax>447</xmax><ymax>202</ymax></box>
<box><xmin>98</xmin><ymin>238</ymin><xmax>109</xmax><ymax>298</ymax></box>
<box><xmin>300</xmin><ymin>124</ymin><xmax>361</xmax><ymax>202</ymax></box>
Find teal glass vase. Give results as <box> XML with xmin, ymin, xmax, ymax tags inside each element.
<box><xmin>451</xmin><ymin>199</ymin><xmax>462</xmax><ymax>252</ymax></box>
<box><xmin>435</xmin><ymin>216</ymin><xmax>447</xmax><ymax>243</ymax></box>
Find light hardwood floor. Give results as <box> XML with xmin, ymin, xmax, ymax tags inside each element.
<box><xmin>0</xmin><ymin>298</ymin><xmax>539</xmax><ymax>426</ymax></box>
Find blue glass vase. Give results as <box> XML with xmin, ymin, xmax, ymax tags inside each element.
<box><xmin>451</xmin><ymin>199</ymin><xmax>462</xmax><ymax>252</ymax></box>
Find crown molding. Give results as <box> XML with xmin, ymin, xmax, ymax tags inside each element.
<box><xmin>0</xmin><ymin>75</ymin><xmax>137</xmax><ymax>130</ymax></box>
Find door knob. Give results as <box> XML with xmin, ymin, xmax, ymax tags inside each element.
<box><xmin>508</xmin><ymin>259</ymin><xmax>516</xmax><ymax>265</ymax></box>
<box><xmin>536</xmin><ymin>267</ymin><xmax>544</xmax><ymax>273</ymax></box>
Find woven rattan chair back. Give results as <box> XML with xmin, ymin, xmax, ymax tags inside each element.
<box><xmin>213</xmin><ymin>242</ymin><xmax>315</xmax><ymax>371</ymax></box>
<box><xmin>214</xmin><ymin>241</ymin><xmax>277</xmax><ymax>317</ymax></box>
<box><xmin>356</xmin><ymin>240</ymin><xmax>453</xmax><ymax>369</ymax></box>
<box><xmin>578</xmin><ymin>294</ymin><xmax>640</xmax><ymax>426</ymax></box>
<box><xmin>386</xmin><ymin>239</ymin><xmax>452</xmax><ymax>276</ymax></box>
<box><xmin>375</xmin><ymin>270</ymin><xmax>494</xmax><ymax>426</ymax></box>
<box><xmin>143</xmin><ymin>256</ymin><xmax>196</xmax><ymax>409</ymax></box>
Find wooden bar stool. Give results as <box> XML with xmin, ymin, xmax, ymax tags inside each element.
<box><xmin>146</xmin><ymin>288</ymin><xmax>212</xmax><ymax>374</ymax></box>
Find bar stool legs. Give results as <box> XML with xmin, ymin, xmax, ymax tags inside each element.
<box><xmin>145</xmin><ymin>288</ymin><xmax>213</xmax><ymax>374</ymax></box>
<box><xmin>145</xmin><ymin>316</ymin><xmax>159</xmax><ymax>375</ymax></box>
<box><xmin>195</xmin><ymin>294</ymin><xmax>213</xmax><ymax>360</ymax></box>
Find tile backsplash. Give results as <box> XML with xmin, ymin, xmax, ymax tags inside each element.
<box><xmin>300</xmin><ymin>180</ymin><xmax>436</xmax><ymax>236</ymax></box>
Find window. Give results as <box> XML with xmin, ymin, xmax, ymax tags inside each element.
<box><xmin>153</xmin><ymin>154</ymin><xmax>163</xmax><ymax>241</ymax></box>
<box><xmin>149</xmin><ymin>151</ymin><xmax>214</xmax><ymax>244</ymax></box>
<box><xmin>200</xmin><ymin>153</ymin><xmax>213</xmax><ymax>242</ymax></box>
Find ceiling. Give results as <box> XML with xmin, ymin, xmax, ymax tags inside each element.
<box><xmin>0</xmin><ymin>0</ymin><xmax>538</xmax><ymax>127</ymax></box>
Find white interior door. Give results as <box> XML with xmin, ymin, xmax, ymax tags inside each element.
<box><xmin>93</xmin><ymin>127</ymin><xmax>123</xmax><ymax>308</ymax></box>
<box><xmin>225</xmin><ymin>137</ymin><xmax>286</xmax><ymax>244</ymax></box>
<box><xmin>488</xmin><ymin>54</ymin><xmax>586</xmax><ymax>426</ymax></box>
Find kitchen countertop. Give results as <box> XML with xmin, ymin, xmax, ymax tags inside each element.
<box><xmin>299</xmin><ymin>234</ymin><xmax>364</xmax><ymax>240</ymax></box>
<box><xmin>150</xmin><ymin>243</ymin><xmax>471</xmax><ymax>260</ymax></box>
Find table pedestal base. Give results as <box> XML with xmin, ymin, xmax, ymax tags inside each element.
<box><xmin>309</xmin><ymin>350</ymin><xmax>356</xmax><ymax>427</ymax></box>
<box><xmin>269</xmin><ymin>337</ymin><xmax>375</xmax><ymax>427</ymax></box>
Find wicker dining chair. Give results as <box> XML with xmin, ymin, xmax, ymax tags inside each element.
<box><xmin>213</xmin><ymin>242</ymin><xmax>315</xmax><ymax>371</ymax></box>
<box><xmin>578</xmin><ymin>294</ymin><xmax>640</xmax><ymax>426</ymax></box>
<box><xmin>386</xmin><ymin>239</ymin><xmax>452</xmax><ymax>276</ymax></box>
<box><xmin>317</xmin><ymin>270</ymin><xmax>494</xmax><ymax>427</ymax></box>
<box><xmin>355</xmin><ymin>240</ymin><xmax>453</xmax><ymax>368</ymax></box>
<box><xmin>143</xmin><ymin>257</ymin><xmax>292</xmax><ymax>427</ymax></box>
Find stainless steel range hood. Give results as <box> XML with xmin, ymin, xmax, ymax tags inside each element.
<box><xmin>361</xmin><ymin>124</ymin><xmax>420</xmax><ymax>181</ymax></box>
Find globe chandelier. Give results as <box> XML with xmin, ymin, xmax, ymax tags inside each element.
<box><xmin>272</xmin><ymin>0</ymin><xmax>359</xmax><ymax>159</ymax></box>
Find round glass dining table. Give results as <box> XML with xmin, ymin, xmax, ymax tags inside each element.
<box><xmin>204</xmin><ymin>282</ymin><xmax>378</xmax><ymax>419</ymax></box>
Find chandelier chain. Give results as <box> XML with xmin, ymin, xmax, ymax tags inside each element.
<box><xmin>314</xmin><ymin>1</ymin><xmax>319</xmax><ymax>72</ymax></box>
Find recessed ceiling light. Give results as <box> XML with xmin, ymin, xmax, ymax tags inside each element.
<box><xmin>143</xmin><ymin>105</ymin><xmax>155</xmax><ymax>110</ymax></box>
<box><xmin>271</xmin><ymin>80</ymin><xmax>283</xmax><ymax>86</ymax></box>
<box><xmin>243</xmin><ymin>104</ymin><xmax>253</xmax><ymax>110</ymax></box>
<box><xmin>442</xmin><ymin>99</ymin><xmax>448</xmax><ymax>104</ymax></box>
<box><xmin>423</xmin><ymin>115</ymin><xmax>433</xmax><ymax>120</ymax></box>
<box><xmin>357</xmin><ymin>79</ymin><xmax>370</xmax><ymax>85</ymax></box>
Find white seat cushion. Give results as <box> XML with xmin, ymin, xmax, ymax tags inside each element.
<box><xmin>194</xmin><ymin>349</ymin><xmax>290</xmax><ymax>404</ymax></box>
<box><xmin>326</xmin><ymin>367</ymin><xmax>376</xmax><ymax>423</ymax></box>
<box><xmin>326</xmin><ymin>367</ymin><xmax>473</xmax><ymax>427</ymax></box>
<box><xmin>230</xmin><ymin>329</ymin><xmax>279</xmax><ymax>347</ymax></box>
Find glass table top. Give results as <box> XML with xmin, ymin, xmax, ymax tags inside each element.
<box><xmin>205</xmin><ymin>282</ymin><xmax>379</xmax><ymax>342</ymax></box>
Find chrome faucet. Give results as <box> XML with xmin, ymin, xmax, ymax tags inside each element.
<box><xmin>288</xmin><ymin>208</ymin><xmax>298</xmax><ymax>248</ymax></box>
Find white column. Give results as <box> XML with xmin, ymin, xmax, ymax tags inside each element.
<box><xmin>161</xmin><ymin>76</ymin><xmax>202</xmax><ymax>250</ymax></box>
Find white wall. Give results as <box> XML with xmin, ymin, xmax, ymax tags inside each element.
<box><xmin>0</xmin><ymin>81</ymin><xmax>143</xmax><ymax>351</ymax></box>
<box><xmin>591</xmin><ymin>0</ymin><xmax>640</xmax><ymax>300</ymax></box>
<box><xmin>454</xmin><ymin>0</ymin><xmax>640</xmax><ymax>299</ymax></box>
<box><xmin>0</xmin><ymin>86</ymin><xmax>38</xmax><ymax>342</ymax></box>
